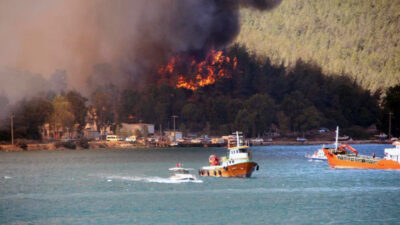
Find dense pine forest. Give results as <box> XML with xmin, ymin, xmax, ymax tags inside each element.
<box><xmin>237</xmin><ymin>0</ymin><xmax>400</xmax><ymax>91</ymax></box>
<box><xmin>3</xmin><ymin>45</ymin><xmax>400</xmax><ymax>141</ymax></box>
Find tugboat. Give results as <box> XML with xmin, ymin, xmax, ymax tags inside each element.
<box><xmin>169</xmin><ymin>163</ymin><xmax>199</xmax><ymax>182</ymax></box>
<box><xmin>323</xmin><ymin>127</ymin><xmax>400</xmax><ymax>169</ymax></box>
<box><xmin>198</xmin><ymin>132</ymin><xmax>259</xmax><ymax>178</ymax></box>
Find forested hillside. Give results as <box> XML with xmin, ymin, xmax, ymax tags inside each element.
<box><xmin>3</xmin><ymin>45</ymin><xmax>382</xmax><ymax>140</ymax></box>
<box><xmin>237</xmin><ymin>0</ymin><xmax>400</xmax><ymax>91</ymax></box>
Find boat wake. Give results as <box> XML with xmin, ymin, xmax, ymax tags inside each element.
<box><xmin>105</xmin><ymin>175</ymin><xmax>203</xmax><ymax>184</ymax></box>
<box><xmin>308</xmin><ymin>159</ymin><xmax>324</xmax><ymax>162</ymax></box>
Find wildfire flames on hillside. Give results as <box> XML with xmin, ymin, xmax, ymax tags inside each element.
<box><xmin>157</xmin><ymin>50</ymin><xmax>238</xmax><ymax>91</ymax></box>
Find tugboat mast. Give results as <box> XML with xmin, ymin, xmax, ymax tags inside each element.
<box><xmin>335</xmin><ymin>126</ymin><xmax>339</xmax><ymax>151</ymax></box>
<box><xmin>236</xmin><ymin>131</ymin><xmax>240</xmax><ymax>148</ymax></box>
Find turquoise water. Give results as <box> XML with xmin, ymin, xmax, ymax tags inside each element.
<box><xmin>1</xmin><ymin>144</ymin><xmax>400</xmax><ymax>225</ymax></box>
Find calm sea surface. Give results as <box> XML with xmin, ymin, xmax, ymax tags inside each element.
<box><xmin>1</xmin><ymin>144</ymin><xmax>400</xmax><ymax>225</ymax></box>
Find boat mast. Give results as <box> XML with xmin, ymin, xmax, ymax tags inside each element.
<box><xmin>236</xmin><ymin>131</ymin><xmax>240</xmax><ymax>148</ymax></box>
<box><xmin>335</xmin><ymin>126</ymin><xmax>339</xmax><ymax>151</ymax></box>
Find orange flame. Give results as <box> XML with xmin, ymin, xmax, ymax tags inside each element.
<box><xmin>158</xmin><ymin>49</ymin><xmax>237</xmax><ymax>91</ymax></box>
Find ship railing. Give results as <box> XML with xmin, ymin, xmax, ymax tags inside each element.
<box><xmin>336</xmin><ymin>154</ymin><xmax>380</xmax><ymax>164</ymax></box>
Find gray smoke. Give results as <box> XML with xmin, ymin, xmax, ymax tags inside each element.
<box><xmin>0</xmin><ymin>68</ymin><xmax>69</xmax><ymax>120</ymax></box>
<box><xmin>0</xmin><ymin>0</ymin><xmax>281</xmax><ymax>110</ymax></box>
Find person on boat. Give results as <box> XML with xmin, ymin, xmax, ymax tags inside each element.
<box><xmin>372</xmin><ymin>152</ymin><xmax>376</xmax><ymax>158</ymax></box>
<box><xmin>209</xmin><ymin>155</ymin><xmax>219</xmax><ymax>166</ymax></box>
<box><xmin>338</xmin><ymin>148</ymin><xmax>346</xmax><ymax>154</ymax></box>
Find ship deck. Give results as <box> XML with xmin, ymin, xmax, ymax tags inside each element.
<box><xmin>335</xmin><ymin>154</ymin><xmax>380</xmax><ymax>164</ymax></box>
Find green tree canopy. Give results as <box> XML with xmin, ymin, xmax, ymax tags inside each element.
<box><xmin>50</xmin><ymin>95</ymin><xmax>75</xmax><ymax>134</ymax></box>
<box><xmin>14</xmin><ymin>97</ymin><xmax>53</xmax><ymax>140</ymax></box>
<box><xmin>381</xmin><ymin>85</ymin><xmax>400</xmax><ymax>136</ymax></box>
<box><xmin>66</xmin><ymin>90</ymin><xmax>87</xmax><ymax>133</ymax></box>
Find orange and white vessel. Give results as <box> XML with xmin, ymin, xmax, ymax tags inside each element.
<box><xmin>198</xmin><ymin>132</ymin><xmax>259</xmax><ymax>178</ymax></box>
<box><xmin>323</xmin><ymin>127</ymin><xmax>400</xmax><ymax>169</ymax></box>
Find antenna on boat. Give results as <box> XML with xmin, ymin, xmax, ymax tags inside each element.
<box><xmin>236</xmin><ymin>131</ymin><xmax>240</xmax><ymax>148</ymax></box>
<box><xmin>335</xmin><ymin>126</ymin><xmax>339</xmax><ymax>151</ymax></box>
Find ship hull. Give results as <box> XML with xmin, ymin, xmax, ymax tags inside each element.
<box><xmin>199</xmin><ymin>162</ymin><xmax>258</xmax><ymax>178</ymax></box>
<box><xmin>324</xmin><ymin>149</ymin><xmax>400</xmax><ymax>169</ymax></box>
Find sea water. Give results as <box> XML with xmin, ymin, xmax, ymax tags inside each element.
<box><xmin>1</xmin><ymin>144</ymin><xmax>400</xmax><ymax>225</ymax></box>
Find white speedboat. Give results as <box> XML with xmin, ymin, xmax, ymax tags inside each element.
<box><xmin>306</xmin><ymin>148</ymin><xmax>327</xmax><ymax>160</ymax></box>
<box><xmin>306</xmin><ymin>128</ymin><xmax>339</xmax><ymax>161</ymax></box>
<box><xmin>169</xmin><ymin>166</ymin><xmax>198</xmax><ymax>182</ymax></box>
<box><xmin>384</xmin><ymin>141</ymin><xmax>400</xmax><ymax>163</ymax></box>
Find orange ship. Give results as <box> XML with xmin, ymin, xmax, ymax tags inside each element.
<box><xmin>323</xmin><ymin>127</ymin><xmax>400</xmax><ymax>169</ymax></box>
<box><xmin>198</xmin><ymin>132</ymin><xmax>259</xmax><ymax>178</ymax></box>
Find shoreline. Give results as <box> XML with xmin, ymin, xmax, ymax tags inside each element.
<box><xmin>258</xmin><ymin>139</ymin><xmax>393</xmax><ymax>146</ymax></box>
<box><xmin>0</xmin><ymin>139</ymin><xmax>393</xmax><ymax>152</ymax></box>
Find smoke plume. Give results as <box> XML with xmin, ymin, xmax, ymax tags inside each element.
<box><xmin>0</xmin><ymin>0</ymin><xmax>281</xmax><ymax>99</ymax></box>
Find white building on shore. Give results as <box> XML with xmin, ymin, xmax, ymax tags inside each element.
<box><xmin>119</xmin><ymin>123</ymin><xmax>155</xmax><ymax>137</ymax></box>
<box><xmin>164</xmin><ymin>131</ymin><xmax>183</xmax><ymax>142</ymax></box>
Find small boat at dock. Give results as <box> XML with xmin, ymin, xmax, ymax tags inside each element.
<box><xmin>198</xmin><ymin>132</ymin><xmax>259</xmax><ymax>178</ymax></box>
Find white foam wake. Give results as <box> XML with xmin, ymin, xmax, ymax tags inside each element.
<box><xmin>106</xmin><ymin>175</ymin><xmax>203</xmax><ymax>184</ymax></box>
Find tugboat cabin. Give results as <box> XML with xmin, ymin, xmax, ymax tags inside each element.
<box><xmin>226</xmin><ymin>132</ymin><xmax>252</xmax><ymax>160</ymax></box>
<box><xmin>228</xmin><ymin>148</ymin><xmax>251</xmax><ymax>160</ymax></box>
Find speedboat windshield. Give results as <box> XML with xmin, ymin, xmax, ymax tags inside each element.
<box><xmin>169</xmin><ymin>167</ymin><xmax>194</xmax><ymax>174</ymax></box>
<box><xmin>175</xmin><ymin>169</ymin><xmax>189</xmax><ymax>174</ymax></box>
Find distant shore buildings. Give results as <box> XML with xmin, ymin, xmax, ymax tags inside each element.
<box><xmin>119</xmin><ymin>123</ymin><xmax>155</xmax><ymax>137</ymax></box>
